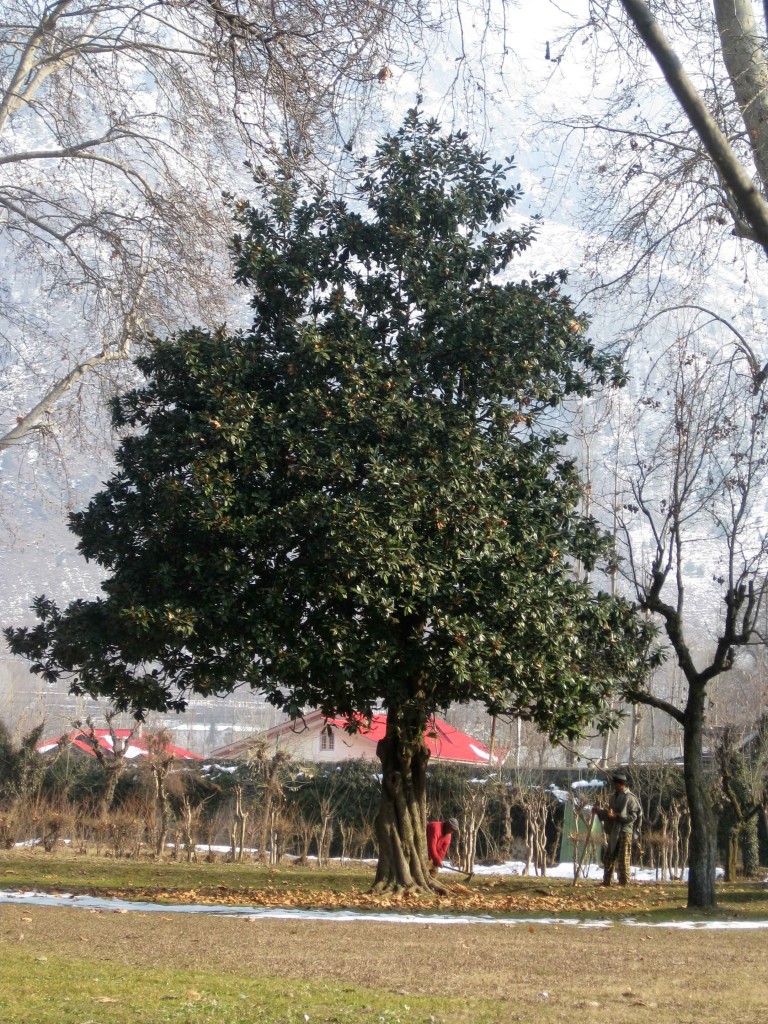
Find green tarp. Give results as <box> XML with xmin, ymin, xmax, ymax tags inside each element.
<box><xmin>558</xmin><ymin>790</ymin><xmax>604</xmax><ymax>865</ymax></box>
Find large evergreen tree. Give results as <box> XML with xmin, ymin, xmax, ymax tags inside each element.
<box><xmin>6</xmin><ymin>113</ymin><xmax>651</xmax><ymax>891</ymax></box>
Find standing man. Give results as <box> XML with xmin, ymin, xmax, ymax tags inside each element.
<box><xmin>426</xmin><ymin>817</ymin><xmax>460</xmax><ymax>875</ymax></box>
<box><xmin>595</xmin><ymin>772</ymin><xmax>642</xmax><ymax>886</ymax></box>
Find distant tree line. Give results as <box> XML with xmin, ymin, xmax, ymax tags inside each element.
<box><xmin>2</xmin><ymin>721</ymin><xmax>766</xmax><ymax>876</ymax></box>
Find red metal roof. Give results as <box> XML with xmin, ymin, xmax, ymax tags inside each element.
<box><xmin>36</xmin><ymin>728</ymin><xmax>203</xmax><ymax>761</ymax></box>
<box><xmin>324</xmin><ymin>714</ymin><xmax>493</xmax><ymax>765</ymax></box>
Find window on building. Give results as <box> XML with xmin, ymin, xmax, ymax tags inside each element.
<box><xmin>320</xmin><ymin>727</ymin><xmax>335</xmax><ymax>752</ymax></box>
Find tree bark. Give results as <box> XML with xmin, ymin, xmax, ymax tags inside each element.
<box><xmin>717</xmin><ymin>725</ymin><xmax>763</xmax><ymax>879</ymax></box>
<box><xmin>152</xmin><ymin>764</ymin><xmax>170</xmax><ymax>856</ymax></box>
<box><xmin>714</xmin><ymin>0</ymin><xmax>768</xmax><ymax>192</ymax></box>
<box><xmin>683</xmin><ymin>686</ymin><xmax>718</xmax><ymax>908</ymax></box>
<box><xmin>372</xmin><ymin>709</ymin><xmax>445</xmax><ymax>893</ymax></box>
<box><xmin>0</xmin><ymin>350</ymin><xmax>129</xmax><ymax>452</ymax></box>
<box><xmin>759</xmin><ymin>805</ymin><xmax>768</xmax><ymax>866</ymax></box>
<box><xmin>742</xmin><ymin>817</ymin><xmax>760</xmax><ymax>876</ymax></box>
<box><xmin>619</xmin><ymin>0</ymin><xmax>768</xmax><ymax>255</ymax></box>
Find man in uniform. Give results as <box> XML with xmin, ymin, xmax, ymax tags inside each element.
<box><xmin>594</xmin><ymin>771</ymin><xmax>642</xmax><ymax>886</ymax></box>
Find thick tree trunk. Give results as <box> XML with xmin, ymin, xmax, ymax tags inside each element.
<box><xmin>619</xmin><ymin>0</ymin><xmax>768</xmax><ymax>253</ymax></box>
<box><xmin>683</xmin><ymin>688</ymin><xmax>718</xmax><ymax>908</ymax></box>
<box><xmin>98</xmin><ymin>767</ymin><xmax>121</xmax><ymax>818</ymax></box>
<box><xmin>372</xmin><ymin>710</ymin><xmax>445</xmax><ymax>893</ymax></box>
<box><xmin>714</xmin><ymin>0</ymin><xmax>768</xmax><ymax>192</ymax></box>
<box><xmin>742</xmin><ymin>816</ymin><xmax>760</xmax><ymax>877</ymax></box>
<box><xmin>759</xmin><ymin>806</ymin><xmax>768</xmax><ymax>867</ymax></box>
<box><xmin>725</xmin><ymin>828</ymin><xmax>739</xmax><ymax>882</ymax></box>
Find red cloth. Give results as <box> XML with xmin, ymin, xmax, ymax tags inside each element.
<box><xmin>426</xmin><ymin>821</ymin><xmax>453</xmax><ymax>866</ymax></box>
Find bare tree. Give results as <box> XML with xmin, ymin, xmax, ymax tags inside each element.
<box><xmin>614</xmin><ymin>0</ymin><xmax>768</xmax><ymax>252</ymax></box>
<box><xmin>716</xmin><ymin>718</ymin><xmax>768</xmax><ymax>879</ymax></box>
<box><xmin>510</xmin><ymin>772</ymin><xmax>555</xmax><ymax>877</ymax></box>
<box><xmin>73</xmin><ymin>711</ymin><xmax>138</xmax><ymax>816</ymax></box>
<box><xmin>541</xmin><ymin>1</ymin><xmax>768</xmax><ymax>317</ymax></box>
<box><xmin>455</xmin><ymin>779</ymin><xmax>488</xmax><ymax>873</ymax></box>
<box><xmin>143</xmin><ymin>726</ymin><xmax>176</xmax><ymax>855</ymax></box>
<box><xmin>255</xmin><ymin>749</ymin><xmax>290</xmax><ymax>864</ymax></box>
<box><xmin>0</xmin><ymin>0</ymin><xmax>433</xmax><ymax>462</ymax></box>
<box><xmin>611</xmin><ymin>327</ymin><xmax>768</xmax><ymax>907</ymax></box>
<box><xmin>528</xmin><ymin>2</ymin><xmax>768</xmax><ymax>907</ymax></box>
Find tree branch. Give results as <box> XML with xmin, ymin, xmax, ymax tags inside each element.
<box><xmin>0</xmin><ymin>349</ymin><xmax>127</xmax><ymax>452</ymax></box>
<box><xmin>623</xmin><ymin>685</ymin><xmax>686</xmax><ymax>725</ymax></box>
<box><xmin>619</xmin><ymin>0</ymin><xmax>768</xmax><ymax>256</ymax></box>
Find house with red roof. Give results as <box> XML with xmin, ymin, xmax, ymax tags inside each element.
<box><xmin>36</xmin><ymin>728</ymin><xmax>203</xmax><ymax>762</ymax></box>
<box><xmin>210</xmin><ymin>710</ymin><xmax>494</xmax><ymax>765</ymax></box>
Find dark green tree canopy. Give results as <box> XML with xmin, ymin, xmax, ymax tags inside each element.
<box><xmin>7</xmin><ymin>112</ymin><xmax>650</xmax><ymax>739</ymax></box>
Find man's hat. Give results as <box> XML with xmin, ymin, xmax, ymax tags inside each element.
<box><xmin>610</xmin><ymin>771</ymin><xmax>628</xmax><ymax>784</ymax></box>
<box><xmin>447</xmin><ymin>817</ymin><xmax>460</xmax><ymax>832</ymax></box>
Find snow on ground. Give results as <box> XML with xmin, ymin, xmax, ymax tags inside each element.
<box><xmin>12</xmin><ymin>844</ymin><xmax>741</xmax><ymax>885</ymax></box>
<box><xmin>460</xmin><ymin>861</ymin><xmax>728</xmax><ymax>883</ymax></box>
<box><xmin>1</xmin><ymin>889</ymin><xmax>767</xmax><ymax>929</ymax></box>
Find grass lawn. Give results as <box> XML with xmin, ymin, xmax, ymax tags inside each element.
<box><xmin>1</xmin><ymin>942</ymin><xmax>494</xmax><ymax>1024</ymax></box>
<box><xmin>1</xmin><ymin>850</ymin><xmax>767</xmax><ymax>1023</ymax></box>
<box><xmin>2</xmin><ymin>847</ymin><xmax>768</xmax><ymax>919</ymax></box>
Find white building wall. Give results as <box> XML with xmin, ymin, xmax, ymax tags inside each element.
<box><xmin>273</xmin><ymin>725</ymin><xmax>376</xmax><ymax>762</ymax></box>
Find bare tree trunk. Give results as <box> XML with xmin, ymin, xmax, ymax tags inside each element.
<box><xmin>619</xmin><ymin>0</ymin><xmax>768</xmax><ymax>253</ymax></box>
<box><xmin>500</xmin><ymin>787</ymin><xmax>514</xmax><ymax>859</ymax></box>
<box><xmin>143</xmin><ymin>729</ymin><xmax>175</xmax><ymax>856</ymax></box>
<box><xmin>258</xmin><ymin>794</ymin><xmax>272</xmax><ymax>862</ymax></box>
<box><xmin>717</xmin><ymin>721</ymin><xmax>766</xmax><ymax>879</ymax></box>
<box><xmin>316</xmin><ymin>812</ymin><xmax>334</xmax><ymax>868</ymax></box>
<box><xmin>98</xmin><ymin>767</ymin><xmax>122</xmax><ymax>819</ymax></box>
<box><xmin>659</xmin><ymin>814</ymin><xmax>669</xmax><ymax>881</ymax></box>
<box><xmin>457</xmin><ymin>787</ymin><xmax>487</xmax><ymax>873</ymax></box>
<box><xmin>629</xmin><ymin>705</ymin><xmax>642</xmax><ymax>765</ymax></box>
<box><xmin>742</xmin><ymin>818</ymin><xmax>760</xmax><ymax>877</ymax></box>
<box><xmin>683</xmin><ymin>687</ymin><xmax>717</xmax><ymax>908</ymax></box>
<box><xmin>153</xmin><ymin>770</ymin><xmax>165</xmax><ymax>856</ymax></box>
<box><xmin>372</xmin><ymin>710</ymin><xmax>444</xmax><ymax>894</ymax></box>
<box><xmin>523</xmin><ymin>813</ymin><xmax>533</xmax><ymax>876</ymax></box>
<box><xmin>230</xmin><ymin>786</ymin><xmax>248</xmax><ymax>862</ymax></box>
<box><xmin>178</xmin><ymin>797</ymin><xmax>198</xmax><ymax>863</ymax></box>
<box><xmin>714</xmin><ymin>0</ymin><xmax>768</xmax><ymax>191</ymax></box>
<box><xmin>663</xmin><ymin>801</ymin><xmax>685</xmax><ymax>882</ymax></box>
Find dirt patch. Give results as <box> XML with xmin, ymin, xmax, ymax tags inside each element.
<box><xmin>2</xmin><ymin>903</ymin><xmax>768</xmax><ymax>1022</ymax></box>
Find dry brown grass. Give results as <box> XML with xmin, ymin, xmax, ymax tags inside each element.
<box><xmin>1</xmin><ymin>902</ymin><xmax>767</xmax><ymax>1023</ymax></box>
<box><xmin>2</xmin><ymin>849</ymin><xmax>768</xmax><ymax>1022</ymax></box>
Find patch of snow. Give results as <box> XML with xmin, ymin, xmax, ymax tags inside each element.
<box><xmin>469</xmin><ymin>744</ymin><xmax>491</xmax><ymax>761</ymax></box>
<box><xmin>547</xmin><ymin>783</ymin><xmax>570</xmax><ymax>802</ymax></box>
<box><xmin>1</xmin><ymin>889</ymin><xmax>766</xmax><ymax>929</ymax></box>
<box><xmin>445</xmin><ymin>860</ymin><xmax>725</xmax><ymax>883</ymax></box>
<box><xmin>123</xmin><ymin>745</ymin><xmax>147</xmax><ymax>759</ymax></box>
